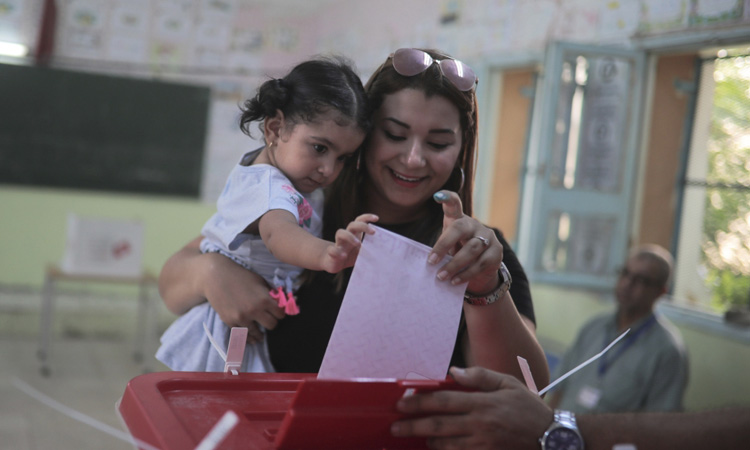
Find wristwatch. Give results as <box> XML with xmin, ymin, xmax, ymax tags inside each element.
<box><xmin>540</xmin><ymin>410</ymin><xmax>584</xmax><ymax>450</ymax></box>
<box><xmin>463</xmin><ymin>262</ymin><xmax>512</xmax><ymax>306</ymax></box>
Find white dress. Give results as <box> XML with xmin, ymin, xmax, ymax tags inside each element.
<box><xmin>156</xmin><ymin>161</ymin><xmax>324</xmax><ymax>372</ymax></box>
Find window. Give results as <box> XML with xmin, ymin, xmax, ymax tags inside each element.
<box><xmin>501</xmin><ymin>38</ymin><xmax>750</xmax><ymax>338</ymax></box>
<box><xmin>673</xmin><ymin>47</ymin><xmax>750</xmax><ymax>316</ymax></box>
<box><xmin>516</xmin><ymin>42</ymin><xmax>646</xmax><ymax>289</ymax></box>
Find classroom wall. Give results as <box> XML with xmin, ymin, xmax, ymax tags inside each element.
<box><xmin>637</xmin><ymin>53</ymin><xmax>697</xmax><ymax>249</ymax></box>
<box><xmin>487</xmin><ymin>69</ymin><xmax>534</xmax><ymax>242</ymax></box>
<box><xmin>2</xmin><ymin>0</ymin><xmax>750</xmax><ymax>411</ymax></box>
<box><xmin>0</xmin><ymin>186</ymin><xmax>214</xmax><ymax>285</ymax></box>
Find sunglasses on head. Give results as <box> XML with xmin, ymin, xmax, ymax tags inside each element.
<box><xmin>391</xmin><ymin>48</ymin><xmax>477</xmax><ymax>92</ymax></box>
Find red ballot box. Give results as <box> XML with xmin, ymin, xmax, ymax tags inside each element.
<box><xmin>119</xmin><ymin>371</ymin><xmax>468</xmax><ymax>450</ymax></box>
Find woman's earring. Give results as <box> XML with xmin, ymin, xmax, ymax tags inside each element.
<box><xmin>356</xmin><ymin>152</ymin><xmax>362</xmax><ymax>172</ymax></box>
<box><xmin>458</xmin><ymin>167</ymin><xmax>465</xmax><ymax>192</ymax></box>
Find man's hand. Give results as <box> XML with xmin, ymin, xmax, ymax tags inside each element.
<box><xmin>391</xmin><ymin>366</ymin><xmax>553</xmax><ymax>450</ymax></box>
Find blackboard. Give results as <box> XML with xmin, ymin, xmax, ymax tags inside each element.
<box><xmin>0</xmin><ymin>63</ymin><xmax>209</xmax><ymax>197</ymax></box>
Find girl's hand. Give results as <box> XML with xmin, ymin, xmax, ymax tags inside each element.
<box><xmin>321</xmin><ymin>213</ymin><xmax>379</xmax><ymax>273</ymax></box>
<box><xmin>429</xmin><ymin>190</ymin><xmax>503</xmax><ymax>294</ymax></box>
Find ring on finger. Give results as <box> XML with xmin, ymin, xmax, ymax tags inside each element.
<box><xmin>472</xmin><ymin>235</ymin><xmax>490</xmax><ymax>247</ymax></box>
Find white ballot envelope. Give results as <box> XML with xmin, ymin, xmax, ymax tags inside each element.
<box><xmin>318</xmin><ymin>225</ymin><xmax>467</xmax><ymax>380</ymax></box>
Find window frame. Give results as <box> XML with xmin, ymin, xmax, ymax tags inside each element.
<box><xmin>474</xmin><ymin>52</ymin><xmax>543</xmax><ymax>230</ymax></box>
<box><xmin>638</xmin><ymin>30</ymin><xmax>750</xmax><ymax>340</ymax></box>
<box><xmin>475</xmin><ymin>31</ymin><xmax>750</xmax><ymax>341</ymax></box>
<box><xmin>516</xmin><ymin>41</ymin><xmax>648</xmax><ymax>290</ymax></box>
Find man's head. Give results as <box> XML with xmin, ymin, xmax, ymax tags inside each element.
<box><xmin>615</xmin><ymin>244</ymin><xmax>673</xmax><ymax>317</ymax></box>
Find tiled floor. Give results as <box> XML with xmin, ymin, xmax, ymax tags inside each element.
<box><xmin>0</xmin><ymin>337</ymin><xmax>171</xmax><ymax>450</ymax></box>
<box><xmin>0</xmin><ymin>288</ymin><xmax>172</xmax><ymax>450</ymax></box>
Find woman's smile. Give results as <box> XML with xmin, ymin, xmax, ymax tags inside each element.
<box><xmin>389</xmin><ymin>168</ymin><xmax>427</xmax><ymax>187</ymax></box>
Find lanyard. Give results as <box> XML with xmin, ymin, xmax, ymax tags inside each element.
<box><xmin>597</xmin><ymin>314</ymin><xmax>657</xmax><ymax>377</ymax></box>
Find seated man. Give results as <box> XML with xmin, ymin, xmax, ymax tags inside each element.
<box><xmin>549</xmin><ymin>244</ymin><xmax>688</xmax><ymax>413</ymax></box>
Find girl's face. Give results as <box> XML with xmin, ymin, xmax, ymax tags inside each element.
<box><xmin>271</xmin><ymin>113</ymin><xmax>365</xmax><ymax>194</ymax></box>
<box><xmin>363</xmin><ymin>88</ymin><xmax>462</xmax><ymax>222</ymax></box>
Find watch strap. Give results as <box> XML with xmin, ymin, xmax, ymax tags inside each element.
<box><xmin>554</xmin><ymin>409</ymin><xmax>578</xmax><ymax>429</ymax></box>
<box><xmin>463</xmin><ymin>262</ymin><xmax>512</xmax><ymax>306</ymax></box>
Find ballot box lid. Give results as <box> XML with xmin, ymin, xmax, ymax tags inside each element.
<box><xmin>118</xmin><ymin>372</ymin><xmax>468</xmax><ymax>450</ymax></box>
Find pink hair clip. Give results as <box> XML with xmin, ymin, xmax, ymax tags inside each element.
<box><xmin>269</xmin><ymin>286</ymin><xmax>300</xmax><ymax>315</ymax></box>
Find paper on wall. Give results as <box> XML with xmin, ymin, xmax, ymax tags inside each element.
<box><xmin>60</xmin><ymin>213</ymin><xmax>144</xmax><ymax>278</ymax></box>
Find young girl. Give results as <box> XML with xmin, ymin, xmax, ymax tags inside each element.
<box><xmin>156</xmin><ymin>56</ymin><xmax>377</xmax><ymax>372</ymax></box>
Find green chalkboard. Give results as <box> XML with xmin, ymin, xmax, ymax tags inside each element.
<box><xmin>0</xmin><ymin>63</ymin><xmax>209</xmax><ymax>197</ymax></box>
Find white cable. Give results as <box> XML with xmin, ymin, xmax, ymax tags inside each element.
<box><xmin>14</xmin><ymin>376</ymin><xmax>240</xmax><ymax>450</ymax></box>
<box><xmin>538</xmin><ymin>328</ymin><xmax>630</xmax><ymax>396</ymax></box>
<box><xmin>12</xmin><ymin>377</ymin><xmax>161</xmax><ymax>450</ymax></box>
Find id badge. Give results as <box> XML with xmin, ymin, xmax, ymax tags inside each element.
<box><xmin>576</xmin><ymin>385</ymin><xmax>601</xmax><ymax>409</ymax></box>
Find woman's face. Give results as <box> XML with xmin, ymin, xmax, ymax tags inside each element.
<box><xmin>363</xmin><ymin>88</ymin><xmax>462</xmax><ymax>223</ymax></box>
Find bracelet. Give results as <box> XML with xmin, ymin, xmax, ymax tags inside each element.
<box><xmin>463</xmin><ymin>262</ymin><xmax>512</xmax><ymax>306</ymax></box>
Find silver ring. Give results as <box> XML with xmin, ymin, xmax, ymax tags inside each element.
<box><xmin>473</xmin><ymin>235</ymin><xmax>490</xmax><ymax>247</ymax></box>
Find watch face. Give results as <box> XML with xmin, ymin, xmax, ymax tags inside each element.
<box><xmin>545</xmin><ymin>427</ymin><xmax>583</xmax><ymax>450</ymax></box>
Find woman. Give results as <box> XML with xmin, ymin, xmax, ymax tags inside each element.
<box><xmin>158</xmin><ymin>48</ymin><xmax>549</xmax><ymax>385</ymax></box>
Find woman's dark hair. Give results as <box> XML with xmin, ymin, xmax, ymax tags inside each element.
<box><xmin>325</xmin><ymin>48</ymin><xmax>478</xmax><ymax>247</ymax></box>
<box><xmin>239</xmin><ymin>55</ymin><xmax>370</xmax><ymax>138</ymax></box>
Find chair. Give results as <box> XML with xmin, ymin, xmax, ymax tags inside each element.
<box><xmin>37</xmin><ymin>214</ymin><xmax>157</xmax><ymax>376</ymax></box>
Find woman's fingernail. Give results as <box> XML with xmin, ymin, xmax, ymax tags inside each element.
<box><xmin>451</xmin><ymin>277</ymin><xmax>463</xmax><ymax>285</ymax></box>
<box><xmin>437</xmin><ymin>271</ymin><xmax>448</xmax><ymax>281</ymax></box>
<box><xmin>433</xmin><ymin>191</ymin><xmax>448</xmax><ymax>202</ymax></box>
<box><xmin>391</xmin><ymin>423</ymin><xmax>401</xmax><ymax>435</ymax></box>
<box><xmin>428</xmin><ymin>253</ymin><xmax>439</xmax><ymax>264</ymax></box>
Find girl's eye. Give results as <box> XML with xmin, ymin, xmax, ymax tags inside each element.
<box><xmin>337</xmin><ymin>153</ymin><xmax>353</xmax><ymax>162</ymax></box>
<box><xmin>313</xmin><ymin>144</ymin><xmax>327</xmax><ymax>154</ymax></box>
<box><xmin>429</xmin><ymin>142</ymin><xmax>451</xmax><ymax>150</ymax></box>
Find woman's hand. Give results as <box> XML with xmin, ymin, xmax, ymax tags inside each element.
<box><xmin>429</xmin><ymin>190</ymin><xmax>502</xmax><ymax>294</ymax></box>
<box><xmin>200</xmin><ymin>252</ymin><xmax>286</xmax><ymax>343</ymax></box>
<box><xmin>391</xmin><ymin>366</ymin><xmax>552</xmax><ymax>450</ymax></box>
<box><xmin>427</xmin><ymin>191</ymin><xmax>550</xmax><ymax>385</ymax></box>
<box><xmin>158</xmin><ymin>236</ymin><xmax>285</xmax><ymax>344</ymax></box>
